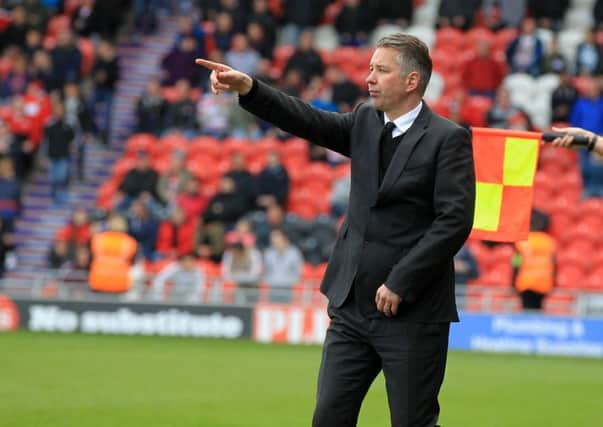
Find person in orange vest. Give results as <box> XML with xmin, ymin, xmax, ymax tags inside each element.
<box><xmin>513</xmin><ymin>216</ymin><xmax>557</xmax><ymax>310</ymax></box>
<box><xmin>88</xmin><ymin>214</ymin><xmax>139</xmax><ymax>293</ymax></box>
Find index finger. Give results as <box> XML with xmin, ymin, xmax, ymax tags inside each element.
<box><xmin>195</xmin><ymin>58</ymin><xmax>230</xmax><ymax>71</ymax></box>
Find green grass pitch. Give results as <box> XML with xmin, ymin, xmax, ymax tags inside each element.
<box><xmin>0</xmin><ymin>332</ymin><xmax>601</xmax><ymax>426</ymax></box>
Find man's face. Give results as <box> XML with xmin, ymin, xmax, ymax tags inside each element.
<box><xmin>366</xmin><ymin>48</ymin><xmax>412</xmax><ymax>115</ymax></box>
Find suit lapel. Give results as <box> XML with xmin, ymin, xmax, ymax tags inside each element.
<box><xmin>367</xmin><ymin>110</ymin><xmax>385</xmax><ymax>205</ymax></box>
<box><xmin>377</xmin><ymin>104</ymin><xmax>431</xmax><ymax>198</ymax></box>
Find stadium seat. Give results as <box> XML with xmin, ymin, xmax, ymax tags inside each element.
<box><xmin>435</xmin><ymin>27</ymin><xmax>463</xmax><ymax>52</ymax></box>
<box><xmin>536</xmin><ymin>28</ymin><xmax>554</xmax><ymax>52</ymax></box>
<box><xmin>556</xmin><ymin>265</ymin><xmax>584</xmax><ymax>289</ymax></box>
<box><xmin>460</xmin><ymin>96</ymin><xmax>492</xmax><ymax>127</ymax></box>
<box><xmin>151</xmin><ymin>155</ymin><xmax>172</xmax><ymax>173</ymax></box>
<box><xmin>536</xmin><ymin>73</ymin><xmax>561</xmax><ymax>94</ymax></box>
<box><xmin>579</xmin><ymin>198</ymin><xmax>603</xmax><ymax>218</ymax></box>
<box><xmin>405</xmin><ymin>25</ymin><xmax>436</xmax><ymax>49</ymax></box>
<box><xmin>333</xmin><ymin>162</ymin><xmax>350</xmax><ymax>179</ymax></box>
<box><xmin>557</xmin><ymin>247</ymin><xmax>591</xmax><ymax>274</ymax></box>
<box><xmin>300</xmin><ymin>162</ymin><xmax>334</xmax><ymax>186</ymax></box>
<box><xmin>584</xmin><ymin>269</ymin><xmax>603</xmax><ymax>291</ymax></box>
<box><xmin>282</xmin><ymin>137</ymin><xmax>309</xmax><ymax>161</ymax></box>
<box><xmin>222</xmin><ymin>137</ymin><xmax>253</xmax><ymax>160</ymax></box>
<box><xmin>564</xmin><ymin>8</ymin><xmax>594</xmax><ymax>32</ymax></box>
<box><xmin>465</xmin><ymin>27</ymin><xmax>495</xmax><ymax>50</ymax></box>
<box><xmin>112</xmin><ymin>158</ymin><xmax>136</xmax><ymax>181</ymax></box>
<box><xmin>46</xmin><ymin>14</ymin><xmax>71</xmax><ymax>38</ymax></box>
<box><xmin>252</xmin><ymin>137</ymin><xmax>282</xmax><ymax>158</ymax></box>
<box><xmin>78</xmin><ymin>38</ymin><xmax>95</xmax><ymax>76</ymax></box>
<box><xmin>157</xmin><ymin>133</ymin><xmax>188</xmax><ymax>157</ymax></box>
<box><xmin>481</xmin><ymin>261</ymin><xmax>513</xmax><ymax>287</ymax></box>
<box><xmin>322</xmin><ymin>0</ymin><xmax>344</xmax><ymax>25</ymax></box>
<box><xmin>424</xmin><ymin>71</ymin><xmax>444</xmax><ymax>103</ymax></box>
<box><xmin>96</xmin><ymin>181</ymin><xmax>118</xmax><ymax>210</ymax></box>
<box><xmin>272</xmin><ymin>44</ymin><xmax>295</xmax><ymax>74</ymax></box>
<box><xmin>558</xmin><ymin>29</ymin><xmax>585</xmax><ymax>64</ymax></box>
<box><xmin>533</xmin><ymin>170</ymin><xmax>555</xmax><ymax>198</ymax></box>
<box><xmin>492</xmin><ymin>27</ymin><xmax>518</xmax><ymax>53</ymax></box>
<box><xmin>188</xmin><ymin>136</ymin><xmax>222</xmax><ymax>160</ymax></box>
<box><xmin>413</xmin><ymin>1</ymin><xmax>438</xmax><ymax>27</ymax></box>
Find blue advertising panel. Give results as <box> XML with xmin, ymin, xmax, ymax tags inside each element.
<box><xmin>450</xmin><ymin>312</ymin><xmax>603</xmax><ymax>358</ymax></box>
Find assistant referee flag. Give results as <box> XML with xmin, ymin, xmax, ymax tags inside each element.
<box><xmin>470</xmin><ymin>127</ymin><xmax>541</xmax><ymax>242</ymax></box>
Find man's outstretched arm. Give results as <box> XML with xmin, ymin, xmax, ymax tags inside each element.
<box><xmin>195</xmin><ymin>58</ymin><xmax>354</xmax><ymax>156</ymax></box>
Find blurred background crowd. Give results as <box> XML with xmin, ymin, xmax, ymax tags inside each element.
<box><xmin>0</xmin><ymin>0</ymin><xmax>602</xmax><ymax>311</ymax></box>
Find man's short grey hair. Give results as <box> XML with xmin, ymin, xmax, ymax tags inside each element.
<box><xmin>376</xmin><ymin>33</ymin><xmax>432</xmax><ymax>95</ymax></box>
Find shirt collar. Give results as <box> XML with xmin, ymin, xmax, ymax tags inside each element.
<box><xmin>384</xmin><ymin>101</ymin><xmax>423</xmax><ymax>138</ymax></box>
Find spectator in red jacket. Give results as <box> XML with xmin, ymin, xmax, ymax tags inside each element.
<box><xmin>462</xmin><ymin>40</ymin><xmax>504</xmax><ymax>99</ymax></box>
<box><xmin>156</xmin><ymin>207</ymin><xmax>199</xmax><ymax>259</ymax></box>
<box><xmin>55</xmin><ymin>206</ymin><xmax>92</xmax><ymax>247</ymax></box>
<box><xmin>176</xmin><ymin>178</ymin><xmax>208</xmax><ymax>221</ymax></box>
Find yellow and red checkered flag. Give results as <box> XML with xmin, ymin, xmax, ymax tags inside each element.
<box><xmin>470</xmin><ymin>127</ymin><xmax>541</xmax><ymax>242</ymax></box>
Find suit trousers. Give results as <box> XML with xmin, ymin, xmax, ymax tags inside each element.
<box><xmin>312</xmin><ymin>292</ymin><xmax>450</xmax><ymax>427</ymax></box>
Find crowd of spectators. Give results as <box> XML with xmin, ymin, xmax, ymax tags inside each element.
<box><xmin>2</xmin><ymin>0</ymin><xmax>603</xmax><ymax>307</ymax></box>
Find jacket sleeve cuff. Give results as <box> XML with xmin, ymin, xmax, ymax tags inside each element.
<box><xmin>238</xmin><ymin>78</ymin><xmax>259</xmax><ymax>105</ymax></box>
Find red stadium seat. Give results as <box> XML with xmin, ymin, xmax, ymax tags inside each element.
<box><xmin>112</xmin><ymin>158</ymin><xmax>136</xmax><ymax>181</ymax></box>
<box><xmin>252</xmin><ymin>137</ymin><xmax>282</xmax><ymax>160</ymax></box>
<box><xmin>549</xmin><ymin>194</ymin><xmax>580</xmax><ymax>218</ymax></box>
<box><xmin>96</xmin><ymin>181</ymin><xmax>118</xmax><ymax>210</ymax></box>
<box><xmin>533</xmin><ymin>170</ymin><xmax>555</xmax><ymax>198</ymax></box>
<box><xmin>333</xmin><ymin>162</ymin><xmax>350</xmax><ymax>179</ymax></box>
<box><xmin>155</xmin><ymin>133</ymin><xmax>188</xmax><ymax>158</ymax></box>
<box><xmin>557</xmin><ymin>247</ymin><xmax>591</xmax><ymax>274</ymax></box>
<box><xmin>435</xmin><ymin>27</ymin><xmax>464</xmax><ymax>52</ymax></box>
<box><xmin>460</xmin><ymin>96</ymin><xmax>492</xmax><ymax>127</ymax></box>
<box><xmin>579</xmin><ymin>198</ymin><xmax>603</xmax><ymax>217</ymax></box>
<box><xmin>78</xmin><ymin>38</ymin><xmax>95</xmax><ymax>76</ymax></box>
<box><xmin>556</xmin><ymin>265</ymin><xmax>584</xmax><ymax>289</ymax></box>
<box><xmin>430</xmin><ymin>49</ymin><xmax>459</xmax><ymax>76</ymax></box>
<box><xmin>480</xmin><ymin>261</ymin><xmax>513</xmax><ymax>287</ymax></box>
<box><xmin>465</xmin><ymin>27</ymin><xmax>495</xmax><ymax>50</ymax></box>
<box><xmin>300</xmin><ymin>162</ymin><xmax>334</xmax><ymax>186</ymax></box>
<box><xmin>273</xmin><ymin>45</ymin><xmax>295</xmax><ymax>73</ymax></box>
<box><xmin>187</xmin><ymin>156</ymin><xmax>220</xmax><ymax>181</ymax></box>
<box><xmin>222</xmin><ymin>137</ymin><xmax>253</xmax><ymax>160</ymax></box>
<box><xmin>584</xmin><ymin>269</ymin><xmax>603</xmax><ymax>291</ymax></box>
<box><xmin>248</xmin><ymin>157</ymin><xmax>267</xmax><ymax>174</ymax></box>
<box><xmin>189</xmin><ymin>136</ymin><xmax>222</xmax><ymax>160</ymax></box>
<box><xmin>492</xmin><ymin>27</ymin><xmax>518</xmax><ymax>53</ymax></box>
<box><xmin>46</xmin><ymin>14</ymin><xmax>71</xmax><ymax>38</ymax></box>
<box><xmin>282</xmin><ymin>137</ymin><xmax>309</xmax><ymax>162</ymax></box>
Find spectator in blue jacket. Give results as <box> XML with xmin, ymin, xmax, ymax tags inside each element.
<box><xmin>127</xmin><ymin>199</ymin><xmax>159</xmax><ymax>260</ymax></box>
<box><xmin>570</xmin><ymin>78</ymin><xmax>603</xmax><ymax>197</ymax></box>
<box><xmin>506</xmin><ymin>18</ymin><xmax>544</xmax><ymax>76</ymax></box>
<box><xmin>256</xmin><ymin>150</ymin><xmax>289</xmax><ymax>209</ymax></box>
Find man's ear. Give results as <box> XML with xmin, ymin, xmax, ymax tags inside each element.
<box><xmin>405</xmin><ymin>71</ymin><xmax>420</xmax><ymax>93</ymax></box>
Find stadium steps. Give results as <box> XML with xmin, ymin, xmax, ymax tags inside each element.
<box><xmin>7</xmin><ymin>19</ymin><xmax>180</xmax><ymax>282</ymax></box>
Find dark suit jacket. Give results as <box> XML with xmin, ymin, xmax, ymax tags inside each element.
<box><xmin>240</xmin><ymin>80</ymin><xmax>475</xmax><ymax>323</ymax></box>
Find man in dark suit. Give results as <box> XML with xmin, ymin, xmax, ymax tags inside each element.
<box><xmin>196</xmin><ymin>33</ymin><xmax>475</xmax><ymax>427</ymax></box>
